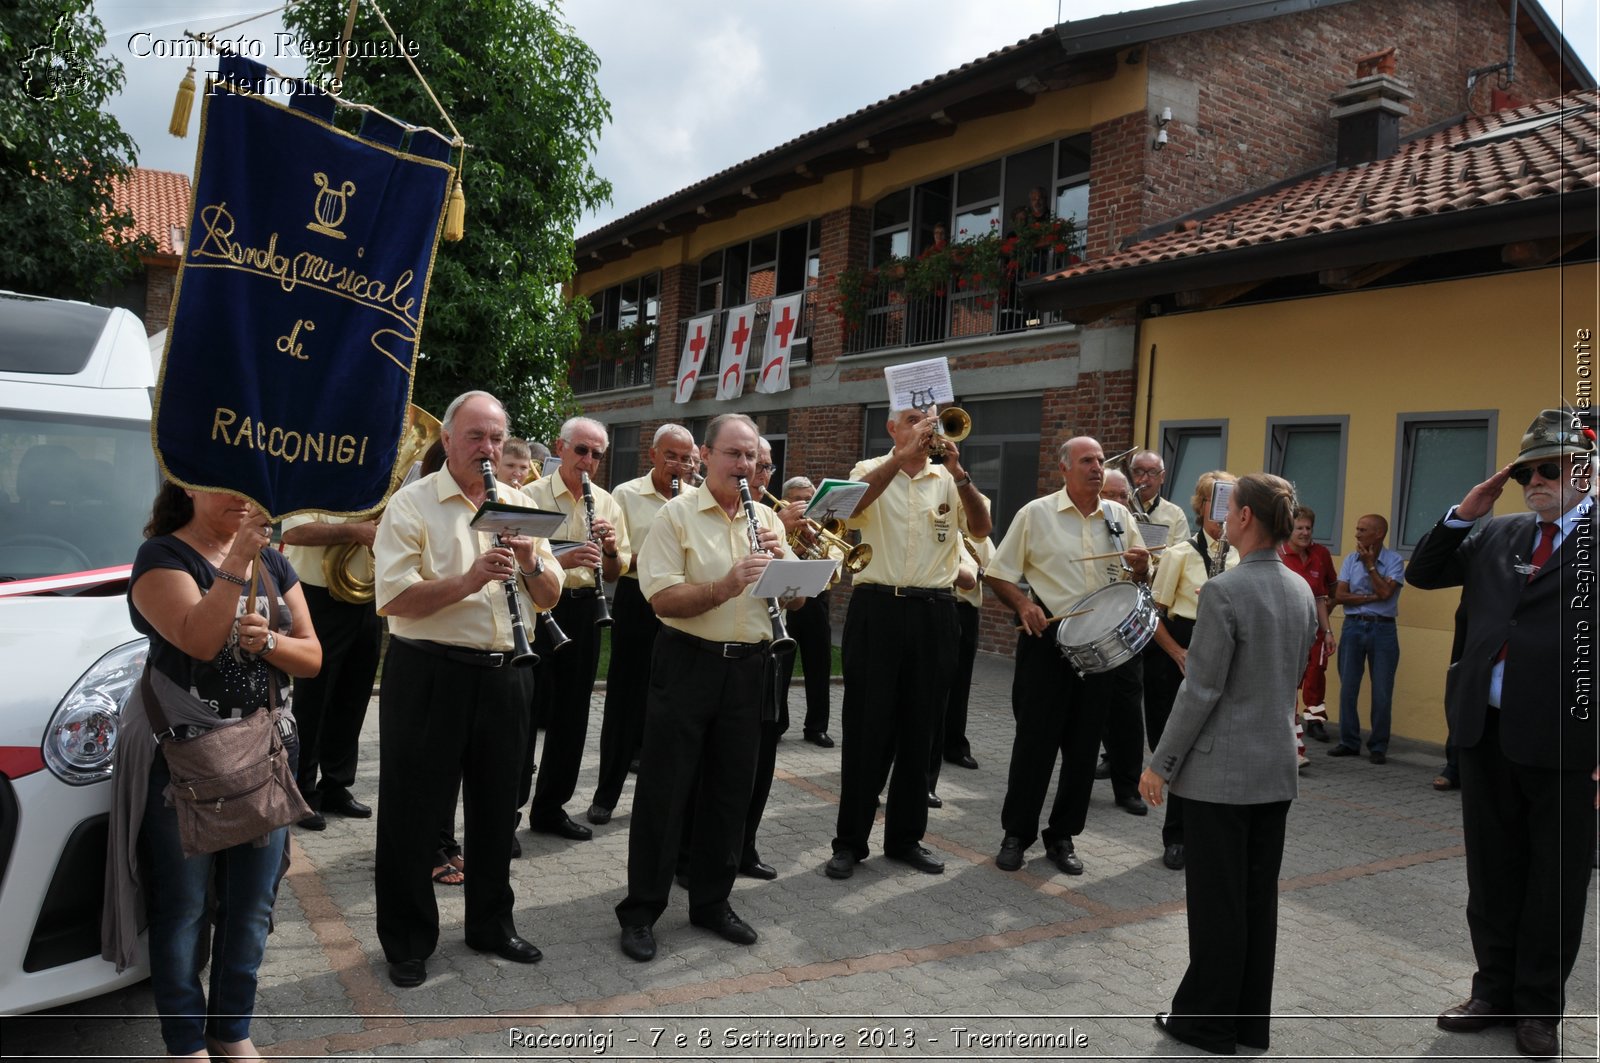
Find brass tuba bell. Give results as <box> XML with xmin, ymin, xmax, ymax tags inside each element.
<box><xmin>324</xmin><ymin>404</ymin><xmax>441</xmax><ymax>603</ymax></box>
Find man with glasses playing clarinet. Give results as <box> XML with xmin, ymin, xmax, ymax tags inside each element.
<box><xmin>616</xmin><ymin>413</ymin><xmax>787</xmax><ymax>962</ymax></box>
<box><xmin>520</xmin><ymin>417</ymin><xmax>629</xmax><ymax>844</ymax></box>
<box><xmin>587</xmin><ymin>423</ymin><xmax>697</xmax><ymax>827</ymax></box>
<box><xmin>372</xmin><ymin>390</ymin><xmax>562</xmax><ymax>988</ymax></box>
<box><xmin>1409</xmin><ymin>408</ymin><xmax>1597</xmax><ymax>1061</ymax></box>
<box><xmin>825</xmin><ymin>403</ymin><xmax>991</xmax><ymax>881</ymax></box>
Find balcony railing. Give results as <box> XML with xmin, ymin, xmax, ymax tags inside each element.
<box><xmin>572</xmin><ymin>323</ymin><xmax>657</xmax><ymax>394</ymax></box>
<box><xmin>672</xmin><ymin>287</ymin><xmax>818</xmax><ymax>382</ymax></box>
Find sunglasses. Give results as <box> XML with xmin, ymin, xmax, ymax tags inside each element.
<box><xmin>568</xmin><ymin>442</ymin><xmax>606</xmax><ymax>460</ymax></box>
<box><xmin>1509</xmin><ymin>461</ymin><xmax>1562</xmax><ymax>486</ymax></box>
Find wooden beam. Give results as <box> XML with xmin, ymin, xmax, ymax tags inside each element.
<box><xmin>1173</xmin><ymin>281</ymin><xmax>1262</xmax><ymax>310</ymax></box>
<box><xmin>1501</xmin><ymin>234</ymin><xmax>1592</xmax><ymax>267</ymax></box>
<box><xmin>1318</xmin><ymin>259</ymin><xmax>1413</xmax><ymax>289</ymax></box>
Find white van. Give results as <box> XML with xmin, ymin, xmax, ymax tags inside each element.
<box><xmin>0</xmin><ymin>292</ymin><xmax>156</xmax><ymax>1012</ymax></box>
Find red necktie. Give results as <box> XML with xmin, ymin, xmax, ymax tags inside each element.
<box><xmin>1496</xmin><ymin>522</ymin><xmax>1558</xmax><ymax>664</ymax></box>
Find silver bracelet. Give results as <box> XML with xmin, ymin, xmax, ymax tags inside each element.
<box><xmin>214</xmin><ymin>568</ymin><xmax>248</xmax><ymax>587</ymax></box>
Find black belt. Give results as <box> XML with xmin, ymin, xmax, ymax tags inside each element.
<box><xmin>1346</xmin><ymin>614</ymin><xmax>1395</xmax><ymax>623</ymax></box>
<box><xmin>662</xmin><ymin>626</ymin><xmax>769</xmax><ymax>659</ymax></box>
<box><xmin>856</xmin><ymin>583</ymin><xmax>955</xmax><ymax>602</ymax></box>
<box><xmin>393</xmin><ymin>635</ymin><xmax>509</xmax><ymax>668</ymax></box>
<box><xmin>565</xmin><ymin>587</ymin><xmax>601</xmax><ymax>599</ymax></box>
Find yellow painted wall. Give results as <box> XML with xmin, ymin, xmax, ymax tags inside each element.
<box><xmin>1135</xmin><ymin>263</ymin><xmax>1599</xmax><ymax>747</ymax></box>
<box><xmin>575</xmin><ymin>53</ymin><xmax>1147</xmax><ymax>299</ymax></box>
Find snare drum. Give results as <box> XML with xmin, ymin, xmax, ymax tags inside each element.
<box><xmin>1054</xmin><ymin>582</ymin><xmax>1157</xmax><ymax>677</ymax></box>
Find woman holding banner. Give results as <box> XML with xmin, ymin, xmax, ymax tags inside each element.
<box><xmin>125</xmin><ymin>483</ymin><xmax>321</xmax><ymax>1060</ymax></box>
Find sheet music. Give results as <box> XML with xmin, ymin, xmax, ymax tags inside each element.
<box><xmin>749</xmin><ymin>557</ymin><xmax>840</xmax><ymax>600</ymax></box>
<box><xmin>883</xmin><ymin>356</ymin><xmax>954</xmax><ymax>410</ymax></box>
<box><xmin>807</xmin><ymin>478</ymin><xmax>869</xmax><ymax>522</ymax></box>
<box><xmin>468</xmin><ymin>503</ymin><xmax>567</xmax><ymax>539</ymax></box>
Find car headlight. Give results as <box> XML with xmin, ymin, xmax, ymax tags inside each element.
<box><xmin>43</xmin><ymin>639</ymin><xmax>149</xmax><ymax>785</ymax></box>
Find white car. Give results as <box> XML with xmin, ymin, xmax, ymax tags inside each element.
<box><xmin>0</xmin><ymin>292</ymin><xmax>157</xmax><ymax>1012</ymax></box>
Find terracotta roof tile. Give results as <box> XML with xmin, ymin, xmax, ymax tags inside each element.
<box><xmin>110</xmin><ymin>168</ymin><xmax>192</xmax><ymax>256</ymax></box>
<box><xmin>1041</xmin><ymin>90</ymin><xmax>1599</xmax><ymax>283</ymax></box>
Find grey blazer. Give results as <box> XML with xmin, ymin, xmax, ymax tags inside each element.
<box><xmin>1150</xmin><ymin>547</ymin><xmax>1318</xmax><ymax>804</ymax></box>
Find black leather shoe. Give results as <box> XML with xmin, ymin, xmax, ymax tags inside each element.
<box><xmin>619</xmin><ymin>924</ymin><xmax>656</xmax><ymax>962</ymax></box>
<box><xmin>586</xmin><ymin>803</ymin><xmax>612</xmax><ymax>825</ymax></box>
<box><xmin>927</xmin><ymin>791</ymin><xmax>943</xmax><ymax>808</ymax></box>
<box><xmin>825</xmin><ymin>851</ymin><xmax>857</xmax><ymax>879</ymax></box>
<box><xmin>1045</xmin><ymin>839</ymin><xmax>1084</xmax><ymax>875</ymax></box>
<box><xmin>1093</xmin><ymin>757</ymin><xmax>1111</xmax><ymax>779</ymax></box>
<box><xmin>804</xmin><ymin>731</ymin><xmax>835</xmax><ymax>748</ymax></box>
<box><xmin>1327</xmin><ymin>744</ymin><xmax>1359</xmax><ymax>757</ymax></box>
<box><xmin>1515</xmin><ymin>1017</ymin><xmax>1558</xmax><ymax>1059</ymax></box>
<box><xmin>884</xmin><ymin>844</ymin><xmax>944</xmax><ymax>874</ymax></box>
<box><xmin>1162</xmin><ymin>843</ymin><xmax>1185</xmax><ymax>870</ymax></box>
<box><xmin>1436</xmin><ymin>997</ymin><xmax>1510</xmax><ymax>1032</ymax></box>
<box><xmin>298</xmin><ymin>811</ymin><xmax>326</xmax><ymax>831</ymax></box>
<box><xmin>1154</xmin><ymin>1013</ymin><xmax>1233</xmax><ymax>1055</ymax></box>
<box><xmin>739</xmin><ymin>856</ymin><xmax>777</xmax><ymax>880</ymax></box>
<box><xmin>1369</xmin><ymin>750</ymin><xmax>1387</xmax><ymax>764</ymax></box>
<box><xmin>530</xmin><ymin>815</ymin><xmax>593</xmax><ymax>841</ymax></box>
<box><xmin>995</xmin><ymin>836</ymin><xmax>1024</xmax><ymax>872</ymax></box>
<box><xmin>465</xmin><ymin>934</ymin><xmax>542</xmax><ymax>964</ymax></box>
<box><xmin>1306</xmin><ymin>719</ymin><xmax>1329</xmax><ymax>742</ymax></box>
<box><xmin>946</xmin><ymin>752</ymin><xmax>979</xmax><ymax>770</ymax></box>
<box><xmin>691</xmin><ymin>906</ymin><xmax>758</xmax><ymax>946</ymax></box>
<box><xmin>323</xmin><ymin>793</ymin><xmax>372</xmax><ymax>818</ymax></box>
<box><xmin>1116</xmin><ymin>794</ymin><xmax>1149</xmax><ymax>816</ymax></box>
<box><xmin>388</xmin><ymin>959</ymin><xmax>426</xmax><ymax>987</ymax></box>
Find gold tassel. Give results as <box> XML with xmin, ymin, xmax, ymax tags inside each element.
<box><xmin>443</xmin><ymin>175</ymin><xmax>465</xmax><ymax>242</ymax></box>
<box><xmin>169</xmin><ymin>65</ymin><xmax>196</xmax><ymax>138</ymax></box>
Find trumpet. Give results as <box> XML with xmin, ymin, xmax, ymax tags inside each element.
<box><xmin>927</xmin><ymin>405</ymin><xmax>971</xmax><ymax>465</ymax></box>
<box><xmin>478</xmin><ymin>460</ymin><xmax>538</xmax><ymax>668</ymax></box>
<box><xmin>739</xmin><ymin>478</ymin><xmax>796</xmax><ymax>652</ymax></box>
<box><xmin>762</xmin><ymin>490</ymin><xmax>871</xmax><ymax>574</ymax></box>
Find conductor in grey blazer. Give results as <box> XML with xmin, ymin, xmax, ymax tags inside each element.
<box><xmin>1140</xmin><ymin>473</ymin><xmax>1317</xmax><ymax>1056</ymax></box>
<box><xmin>1407</xmin><ymin>407</ymin><xmax>1597</xmax><ymax>1061</ymax></box>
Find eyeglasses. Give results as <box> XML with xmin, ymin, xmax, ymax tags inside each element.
<box><xmin>1129</xmin><ymin>467</ymin><xmax>1162</xmax><ymax>479</ymax></box>
<box><xmin>757</xmin><ymin>463</ymin><xmax>777</xmax><ymax>474</ymax></box>
<box><xmin>568</xmin><ymin>442</ymin><xmax>605</xmax><ymax>460</ymax></box>
<box><xmin>1510</xmin><ymin>461</ymin><xmax>1562</xmax><ymax>485</ymax></box>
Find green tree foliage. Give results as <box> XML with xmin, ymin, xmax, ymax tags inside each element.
<box><xmin>283</xmin><ymin>0</ymin><xmax>611</xmax><ymax>441</ymax></box>
<box><xmin>1</xmin><ymin>0</ymin><xmax>152</xmax><ymax>299</ymax></box>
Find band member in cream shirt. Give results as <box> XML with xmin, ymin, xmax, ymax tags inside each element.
<box><xmin>372</xmin><ymin>390</ymin><xmax>561</xmax><ymax>989</ymax></box>
<box><xmin>986</xmin><ymin>436</ymin><xmax>1148</xmax><ymax>877</ymax></box>
<box><xmin>615</xmin><ymin>413</ymin><xmax>785</xmax><ymax>962</ymax></box>
<box><xmin>519</xmin><ymin>417</ymin><xmax>629</xmax><ymax>843</ymax></box>
<box><xmin>826</xmin><ymin>404</ymin><xmax>992</xmax><ymax>881</ymax></box>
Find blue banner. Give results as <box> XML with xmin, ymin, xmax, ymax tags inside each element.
<box><xmin>155</xmin><ymin>56</ymin><xmax>453</xmax><ymax>519</ymax></box>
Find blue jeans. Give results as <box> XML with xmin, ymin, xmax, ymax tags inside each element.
<box><xmin>1337</xmin><ymin>618</ymin><xmax>1399</xmax><ymax>754</ymax></box>
<box><xmin>140</xmin><ymin>752</ymin><xmax>286</xmax><ymax>1054</ymax></box>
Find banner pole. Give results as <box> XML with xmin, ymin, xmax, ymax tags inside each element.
<box><xmin>333</xmin><ymin>0</ymin><xmax>361</xmax><ymax>86</ymax></box>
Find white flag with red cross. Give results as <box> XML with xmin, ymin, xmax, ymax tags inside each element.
<box><xmin>673</xmin><ymin>312</ymin><xmax>716</xmax><ymax>404</ymax></box>
<box><xmin>715</xmin><ymin>303</ymin><xmax>758</xmax><ymax>401</ymax></box>
<box><xmin>754</xmin><ymin>293</ymin><xmax>804</xmax><ymax>395</ymax></box>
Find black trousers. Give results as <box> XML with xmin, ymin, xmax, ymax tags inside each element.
<box><xmin>592</xmin><ymin>578</ymin><xmax>658</xmax><ymax>811</ymax></box>
<box><xmin>999</xmin><ymin>625</ymin><xmax>1109</xmax><ymax>849</ymax></box>
<box><xmin>832</xmin><ymin>588</ymin><xmax>958</xmax><ymax>858</ymax></box>
<box><xmin>292</xmin><ymin>584</ymin><xmax>380</xmax><ymax>808</ymax></box>
<box><xmin>616</xmin><ymin>631</ymin><xmax>764</xmax><ymax>928</ymax></box>
<box><xmin>928</xmin><ymin>599</ymin><xmax>980</xmax><ymax>791</ymax></box>
<box><xmin>680</xmin><ymin>657</ymin><xmax>784</xmax><ymax>870</ymax></box>
<box><xmin>1144</xmin><ymin>615</ymin><xmax>1195</xmax><ymax>847</ymax></box>
<box><xmin>1165</xmin><ymin>797</ymin><xmax>1290</xmax><ymax>1053</ymax></box>
<box><xmin>780</xmin><ymin>591</ymin><xmax>832</xmax><ymax>736</ymax></box>
<box><xmin>374</xmin><ymin>639</ymin><xmax>528</xmax><ymax>962</ymax></box>
<box><xmin>1102</xmin><ymin>656</ymin><xmax>1145</xmax><ymax>801</ymax></box>
<box><xmin>521</xmin><ymin>591</ymin><xmax>601</xmax><ymax>825</ymax></box>
<box><xmin>1459</xmin><ymin>709</ymin><xmax>1596</xmax><ymax>1018</ymax></box>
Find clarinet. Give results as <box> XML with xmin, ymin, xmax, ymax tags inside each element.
<box><xmin>738</xmin><ymin>477</ymin><xmax>796</xmax><ymax>652</ymax></box>
<box><xmin>478</xmin><ymin>460</ymin><xmax>538</xmax><ymax>667</ymax></box>
<box><xmin>581</xmin><ymin>472</ymin><xmax>614</xmax><ymax>627</ymax></box>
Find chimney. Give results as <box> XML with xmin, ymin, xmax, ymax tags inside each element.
<box><xmin>1330</xmin><ymin>49</ymin><xmax>1414</xmax><ymax>168</ymax></box>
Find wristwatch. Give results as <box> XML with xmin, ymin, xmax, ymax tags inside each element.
<box><xmin>519</xmin><ymin>557</ymin><xmax>546</xmax><ymax>579</ymax></box>
<box><xmin>262</xmin><ymin>632</ymin><xmax>278</xmax><ymax>656</ymax></box>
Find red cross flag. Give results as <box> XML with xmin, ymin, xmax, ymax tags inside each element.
<box><xmin>754</xmin><ymin>293</ymin><xmax>804</xmax><ymax>395</ymax></box>
<box><xmin>673</xmin><ymin>312</ymin><xmax>716</xmax><ymax>404</ymax></box>
<box><xmin>715</xmin><ymin>303</ymin><xmax>757</xmax><ymax>401</ymax></box>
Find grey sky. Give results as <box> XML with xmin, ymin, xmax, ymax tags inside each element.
<box><xmin>99</xmin><ymin>0</ymin><xmax>1597</xmax><ymax>238</ymax></box>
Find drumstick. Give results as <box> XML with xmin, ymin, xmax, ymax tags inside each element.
<box><xmin>1015</xmin><ymin>607</ymin><xmax>1092</xmax><ymax>630</ymax></box>
<box><xmin>1078</xmin><ymin>545</ymin><xmax>1169</xmax><ymax>563</ymax></box>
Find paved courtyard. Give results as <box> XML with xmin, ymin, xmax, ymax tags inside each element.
<box><xmin>4</xmin><ymin>653</ymin><xmax>1596</xmax><ymax>1060</ymax></box>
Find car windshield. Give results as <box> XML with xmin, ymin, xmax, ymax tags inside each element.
<box><xmin>0</xmin><ymin>412</ymin><xmax>158</xmax><ymax>582</ymax></box>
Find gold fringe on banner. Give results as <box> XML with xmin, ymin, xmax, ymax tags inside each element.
<box><xmin>444</xmin><ymin>173</ymin><xmax>465</xmax><ymax>241</ymax></box>
<box><xmin>169</xmin><ymin>64</ymin><xmax>196</xmax><ymax>138</ymax></box>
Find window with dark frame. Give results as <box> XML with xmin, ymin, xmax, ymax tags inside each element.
<box><xmin>575</xmin><ymin>272</ymin><xmax>659</xmax><ymax>395</ymax></box>
<box><xmin>1160</xmin><ymin>420</ymin><xmax>1228</xmax><ymax>515</ymax></box>
<box><xmin>1266</xmin><ymin>417</ymin><xmax>1348</xmax><ymax>552</ymax></box>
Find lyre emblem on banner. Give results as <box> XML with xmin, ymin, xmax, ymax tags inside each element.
<box><xmin>306</xmin><ymin>172</ymin><xmax>357</xmax><ymax>240</ymax></box>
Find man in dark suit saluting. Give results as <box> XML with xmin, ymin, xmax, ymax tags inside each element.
<box><xmin>1407</xmin><ymin>408</ymin><xmax>1597</xmax><ymax>1061</ymax></box>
